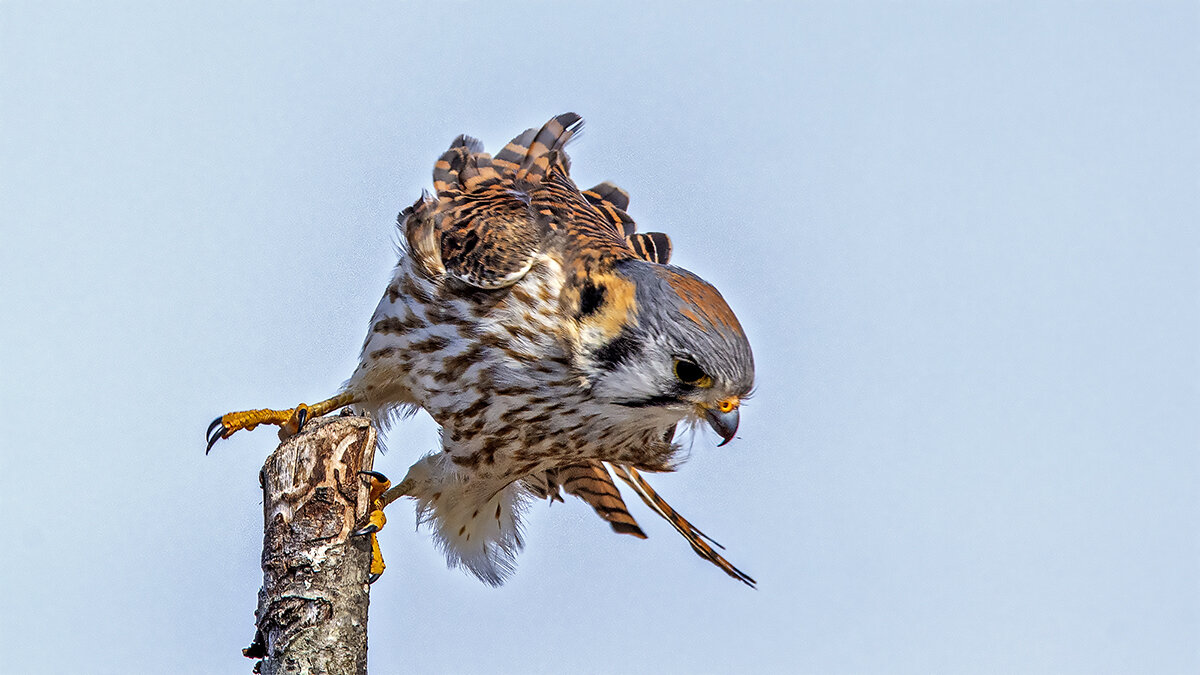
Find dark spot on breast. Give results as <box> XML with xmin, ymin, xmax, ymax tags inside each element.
<box><xmin>436</xmin><ymin>344</ymin><xmax>485</xmax><ymax>383</ymax></box>
<box><xmin>510</xmin><ymin>285</ymin><xmax>534</xmax><ymax>304</ymax></box>
<box><xmin>452</xmin><ymin>453</ymin><xmax>479</xmax><ymax>468</ymax></box>
<box><xmin>410</xmin><ymin>335</ymin><xmax>451</xmax><ymax>353</ymax></box>
<box><xmin>480</xmin><ymin>439</ymin><xmax>502</xmax><ymax>465</ymax></box>
<box><xmin>594</xmin><ymin>329</ymin><xmax>640</xmax><ymax>371</ymax></box>
<box><xmin>373</xmin><ymin>312</ymin><xmax>424</xmax><ymax>335</ymax></box>
<box><xmin>458</xmin><ymin>397</ymin><xmax>489</xmax><ymax>421</ymax></box>
<box><xmin>578</xmin><ymin>281</ymin><xmax>606</xmax><ymax>318</ymax></box>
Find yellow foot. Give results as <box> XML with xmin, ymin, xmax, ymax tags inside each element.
<box><xmin>355</xmin><ymin>470</ymin><xmax>391</xmax><ymax>583</ymax></box>
<box><xmin>206</xmin><ymin>392</ymin><xmax>356</xmax><ymax>453</ymax></box>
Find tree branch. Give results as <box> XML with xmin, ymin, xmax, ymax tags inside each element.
<box><xmin>243</xmin><ymin>415</ymin><xmax>377</xmax><ymax>675</ymax></box>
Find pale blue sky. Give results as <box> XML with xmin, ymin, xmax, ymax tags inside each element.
<box><xmin>1</xmin><ymin>2</ymin><xmax>1196</xmax><ymax>673</ymax></box>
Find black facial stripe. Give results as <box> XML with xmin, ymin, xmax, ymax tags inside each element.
<box><xmin>579</xmin><ymin>281</ymin><xmax>605</xmax><ymax>318</ymax></box>
<box><xmin>594</xmin><ymin>330</ymin><xmax>640</xmax><ymax>371</ymax></box>
<box><xmin>614</xmin><ymin>395</ymin><xmax>680</xmax><ymax>408</ymax></box>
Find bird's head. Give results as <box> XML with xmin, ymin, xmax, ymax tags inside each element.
<box><xmin>579</xmin><ymin>259</ymin><xmax>755</xmax><ymax>445</ymax></box>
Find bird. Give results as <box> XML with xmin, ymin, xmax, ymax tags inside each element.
<box><xmin>208</xmin><ymin>113</ymin><xmax>756</xmax><ymax>587</ymax></box>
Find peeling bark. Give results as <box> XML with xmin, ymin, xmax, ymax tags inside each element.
<box><xmin>244</xmin><ymin>415</ymin><xmax>376</xmax><ymax>675</ymax></box>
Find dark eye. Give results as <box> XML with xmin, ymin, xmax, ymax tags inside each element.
<box><xmin>674</xmin><ymin>359</ymin><xmax>712</xmax><ymax>387</ymax></box>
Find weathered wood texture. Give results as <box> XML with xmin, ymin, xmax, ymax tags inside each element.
<box><xmin>244</xmin><ymin>415</ymin><xmax>377</xmax><ymax>675</ymax></box>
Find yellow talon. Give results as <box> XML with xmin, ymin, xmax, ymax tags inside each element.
<box><xmin>357</xmin><ymin>470</ymin><xmax>392</xmax><ymax>582</ymax></box>
<box><xmin>280</xmin><ymin>404</ymin><xmax>310</xmax><ymax>438</ymax></box>
<box><xmin>365</xmin><ymin>507</ymin><xmax>387</xmax><ymax>532</ymax></box>
<box><xmin>355</xmin><ymin>473</ymin><xmax>417</xmax><ymax>581</ymax></box>
<box><xmin>369</xmin><ymin>531</ymin><xmax>386</xmax><ymax>580</ymax></box>
<box><xmin>362</xmin><ymin>510</ymin><xmax>387</xmax><ymax>582</ymax></box>
<box><xmin>362</xmin><ymin>471</ymin><xmax>392</xmax><ymax>502</ymax></box>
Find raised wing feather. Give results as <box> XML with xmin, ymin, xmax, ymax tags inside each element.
<box><xmin>582</xmin><ymin>182</ymin><xmax>636</xmax><ymax>238</ymax></box>
<box><xmin>582</xmin><ymin>181</ymin><xmax>673</xmax><ymax>264</ymax></box>
<box><xmin>582</xmin><ymin>181</ymin><xmax>630</xmax><ymax>211</ymax></box>
<box><xmin>408</xmin><ymin>113</ymin><xmax>668</xmax><ymax>289</ymax></box>
<box><xmin>421</xmin><ymin>115</ymin><xmax>584</xmax><ymax>289</ymax></box>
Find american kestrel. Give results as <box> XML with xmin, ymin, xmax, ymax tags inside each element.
<box><xmin>209</xmin><ymin>114</ymin><xmax>756</xmax><ymax>586</ymax></box>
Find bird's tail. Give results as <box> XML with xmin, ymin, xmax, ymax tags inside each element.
<box><xmin>402</xmin><ymin>453</ymin><xmax>529</xmax><ymax>586</ymax></box>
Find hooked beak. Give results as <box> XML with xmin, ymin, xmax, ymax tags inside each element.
<box><xmin>702</xmin><ymin>398</ymin><xmax>740</xmax><ymax>446</ymax></box>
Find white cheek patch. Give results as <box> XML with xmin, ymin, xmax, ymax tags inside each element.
<box><xmin>592</xmin><ymin>363</ymin><xmax>662</xmax><ymax>402</ymax></box>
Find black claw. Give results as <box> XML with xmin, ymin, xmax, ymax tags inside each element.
<box><xmin>295</xmin><ymin>407</ymin><xmax>308</xmax><ymax>431</ymax></box>
<box><xmin>206</xmin><ymin>418</ymin><xmax>227</xmax><ymax>454</ymax></box>
<box><xmin>358</xmin><ymin>470</ymin><xmax>389</xmax><ymax>483</ymax></box>
<box><xmin>354</xmin><ymin>523</ymin><xmax>379</xmax><ymax>537</ymax></box>
<box><xmin>368</xmin><ymin>572</ymin><xmax>381</xmax><ymax>584</ymax></box>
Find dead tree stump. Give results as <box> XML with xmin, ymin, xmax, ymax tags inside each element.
<box><xmin>243</xmin><ymin>415</ymin><xmax>377</xmax><ymax>675</ymax></box>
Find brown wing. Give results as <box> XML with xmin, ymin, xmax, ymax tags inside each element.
<box><xmin>417</xmin><ymin>115</ymin><xmax>586</xmax><ymax>289</ymax></box>
<box><xmin>582</xmin><ymin>182</ymin><xmax>636</xmax><ymax>238</ymax></box>
<box><xmin>610</xmin><ymin>464</ymin><xmax>756</xmax><ymax>587</ymax></box>
<box><xmin>408</xmin><ymin>113</ymin><xmax>669</xmax><ymax>300</ymax></box>
<box><xmin>582</xmin><ymin>181</ymin><xmax>673</xmax><ymax>264</ymax></box>
<box><xmin>582</xmin><ymin>180</ymin><xmax>630</xmax><ymax>211</ymax></box>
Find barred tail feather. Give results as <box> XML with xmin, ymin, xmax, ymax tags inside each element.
<box><xmin>559</xmin><ymin>462</ymin><xmax>647</xmax><ymax>538</ymax></box>
<box><xmin>611</xmin><ymin>464</ymin><xmax>756</xmax><ymax>587</ymax></box>
<box><xmin>626</xmin><ymin>232</ymin><xmax>672</xmax><ymax>264</ymax></box>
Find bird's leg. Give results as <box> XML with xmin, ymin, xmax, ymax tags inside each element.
<box><xmin>354</xmin><ymin>471</ymin><xmax>416</xmax><ymax>582</ymax></box>
<box><xmin>206</xmin><ymin>391</ymin><xmax>357</xmax><ymax>453</ymax></box>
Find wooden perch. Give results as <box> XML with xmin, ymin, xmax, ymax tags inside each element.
<box><xmin>243</xmin><ymin>415</ymin><xmax>378</xmax><ymax>675</ymax></box>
